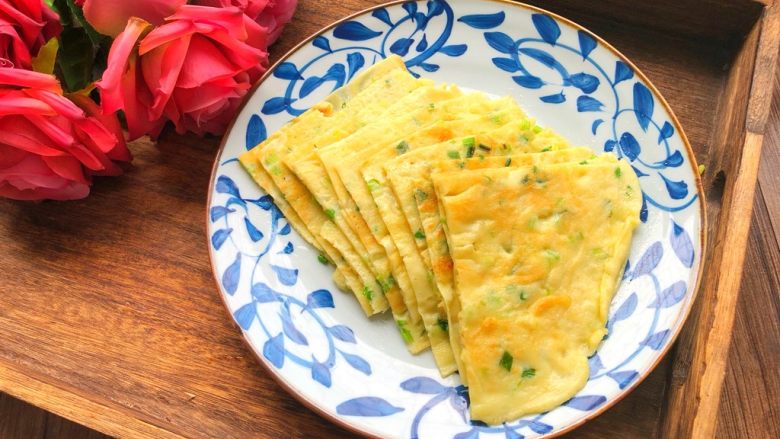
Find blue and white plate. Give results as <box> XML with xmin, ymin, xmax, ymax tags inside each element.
<box><xmin>207</xmin><ymin>1</ymin><xmax>705</xmax><ymax>437</ymax></box>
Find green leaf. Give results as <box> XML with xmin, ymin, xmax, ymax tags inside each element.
<box><xmin>52</xmin><ymin>0</ymin><xmax>72</xmax><ymax>26</ymax></box>
<box><xmin>521</xmin><ymin>367</ymin><xmax>536</xmax><ymax>378</ymax></box>
<box><xmin>56</xmin><ymin>27</ymin><xmax>95</xmax><ymax>92</ymax></box>
<box><xmin>65</xmin><ymin>0</ymin><xmax>109</xmax><ymax>45</ymax></box>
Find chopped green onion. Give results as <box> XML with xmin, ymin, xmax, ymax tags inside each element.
<box><xmin>462</xmin><ymin>137</ymin><xmax>476</xmax><ymax>148</ymax></box>
<box><xmin>437</xmin><ymin>317</ymin><xmax>449</xmax><ymax>332</ymax></box>
<box><xmin>447</xmin><ymin>150</ymin><xmax>460</xmax><ymax>159</ymax></box>
<box><xmin>544</xmin><ymin>249</ymin><xmax>560</xmax><ymax>262</ymax></box>
<box><xmin>532</xmin><ymin>125</ymin><xmax>543</xmax><ymax>134</ymax></box>
<box><xmin>414</xmin><ymin>229</ymin><xmax>425</xmax><ymax>240</ymax></box>
<box><xmin>317</xmin><ymin>253</ymin><xmax>329</xmax><ymax>265</ymax></box>
<box><xmin>466</xmin><ymin>144</ymin><xmax>475</xmax><ymax>158</ymax></box>
<box><xmin>522</xmin><ymin>367</ymin><xmax>536</xmax><ymax>378</ymax></box>
<box><xmin>366</xmin><ymin>178</ymin><xmax>381</xmax><ymax>192</ymax></box>
<box><xmin>505</xmin><ymin>158</ymin><xmax>512</xmax><ymax>167</ymax></box>
<box><xmin>541</xmin><ymin>146</ymin><xmax>553</xmax><ymax>152</ymax></box>
<box><xmin>396</xmin><ymin>319</ymin><xmax>413</xmax><ymax>343</ymax></box>
<box><xmin>324</xmin><ymin>208</ymin><xmax>336</xmax><ymax>220</ymax></box>
<box><xmin>499</xmin><ymin>351</ymin><xmax>514</xmax><ymax>371</ymax></box>
<box><xmin>396</xmin><ymin>140</ymin><xmax>409</xmax><ymax>154</ymax></box>
<box><xmin>478</xmin><ymin>143</ymin><xmax>492</xmax><ymax>152</ymax></box>
<box><xmin>415</xmin><ymin>189</ymin><xmax>428</xmax><ymax>202</ymax></box>
<box><xmin>614</xmin><ymin>167</ymin><xmax>622</xmax><ymax>178</ymax></box>
<box><xmin>362</xmin><ymin>286</ymin><xmax>374</xmax><ymax>301</ymax></box>
<box><xmin>698</xmin><ymin>164</ymin><xmax>706</xmax><ymax>175</ymax></box>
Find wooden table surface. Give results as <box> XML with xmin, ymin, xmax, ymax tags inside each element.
<box><xmin>1</xmin><ymin>1</ymin><xmax>778</xmax><ymax>438</ymax></box>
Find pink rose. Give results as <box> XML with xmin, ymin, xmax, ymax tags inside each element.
<box><xmin>197</xmin><ymin>0</ymin><xmax>297</xmax><ymax>45</ymax></box>
<box><xmin>98</xmin><ymin>6</ymin><xmax>268</xmax><ymax>139</ymax></box>
<box><xmin>0</xmin><ymin>0</ymin><xmax>61</xmax><ymax>69</ymax></box>
<box><xmin>0</xmin><ymin>68</ymin><xmax>131</xmax><ymax>201</ymax></box>
<box><xmin>81</xmin><ymin>0</ymin><xmax>186</xmax><ymax>37</ymax></box>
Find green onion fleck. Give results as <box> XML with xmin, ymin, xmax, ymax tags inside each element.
<box><xmin>522</xmin><ymin>367</ymin><xmax>536</xmax><ymax>378</ymax></box>
<box><xmin>491</xmin><ymin>114</ymin><xmax>503</xmax><ymax>124</ymax></box>
<box><xmin>521</xmin><ymin>174</ymin><xmax>530</xmax><ymax>185</ymax></box>
<box><xmin>428</xmin><ymin>103</ymin><xmax>435</xmax><ymax>111</ymax></box>
<box><xmin>698</xmin><ymin>164</ymin><xmax>706</xmax><ymax>175</ymax></box>
<box><xmin>614</xmin><ymin>167</ymin><xmax>622</xmax><ymax>178</ymax></box>
<box><xmin>447</xmin><ymin>150</ymin><xmax>460</xmax><ymax>159</ymax></box>
<box><xmin>317</xmin><ymin>253</ymin><xmax>329</xmax><ymax>265</ymax></box>
<box><xmin>541</xmin><ymin>146</ymin><xmax>553</xmax><ymax>152</ymax></box>
<box><xmin>544</xmin><ymin>249</ymin><xmax>560</xmax><ymax>262</ymax></box>
<box><xmin>462</xmin><ymin>137</ymin><xmax>476</xmax><ymax>148</ymax></box>
<box><xmin>579</xmin><ymin>160</ymin><xmax>589</xmax><ymax>165</ymax></box>
<box><xmin>437</xmin><ymin>317</ymin><xmax>449</xmax><ymax>332</ymax></box>
<box><xmin>414</xmin><ymin>229</ymin><xmax>425</xmax><ymax>240</ymax></box>
<box><xmin>505</xmin><ymin>158</ymin><xmax>512</xmax><ymax>167</ymax></box>
<box><xmin>457</xmin><ymin>161</ymin><xmax>465</xmax><ymax>169</ymax></box>
<box><xmin>362</xmin><ymin>286</ymin><xmax>374</xmax><ymax>301</ymax></box>
<box><xmin>478</xmin><ymin>143</ymin><xmax>491</xmax><ymax>152</ymax></box>
<box><xmin>396</xmin><ymin>140</ymin><xmax>409</xmax><ymax>154</ymax></box>
<box><xmin>499</xmin><ymin>351</ymin><xmax>514</xmax><ymax>371</ymax></box>
<box><xmin>366</xmin><ymin>178</ymin><xmax>381</xmax><ymax>192</ymax></box>
<box><xmin>532</xmin><ymin>125</ymin><xmax>543</xmax><ymax>134</ymax></box>
<box><xmin>415</xmin><ymin>189</ymin><xmax>428</xmax><ymax>202</ymax></box>
<box><xmin>396</xmin><ymin>319</ymin><xmax>413</xmax><ymax>343</ymax></box>
<box><xmin>466</xmin><ymin>144</ymin><xmax>475</xmax><ymax>158</ymax></box>
<box><xmin>324</xmin><ymin>208</ymin><xmax>336</xmax><ymax>220</ymax></box>
<box><xmin>519</xmin><ymin>290</ymin><xmax>528</xmax><ymax>301</ymax></box>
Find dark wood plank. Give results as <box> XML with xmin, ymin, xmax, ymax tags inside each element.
<box><xmin>0</xmin><ymin>394</ymin><xmax>45</xmax><ymax>439</ymax></box>
<box><xmin>715</xmin><ymin>45</ymin><xmax>780</xmax><ymax>439</ymax></box>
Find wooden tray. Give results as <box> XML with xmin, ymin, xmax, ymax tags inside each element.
<box><xmin>0</xmin><ymin>1</ymin><xmax>777</xmax><ymax>437</ymax></box>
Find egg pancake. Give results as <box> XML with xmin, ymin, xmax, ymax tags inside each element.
<box><xmin>240</xmin><ymin>56</ymin><xmax>419</xmax><ymax>315</ymax></box>
<box><xmin>336</xmin><ymin>108</ymin><xmax>522</xmax><ymax>345</ymax></box>
<box><xmin>405</xmin><ymin>148</ymin><xmax>604</xmax><ymax>382</ymax></box>
<box><xmin>382</xmin><ymin>121</ymin><xmax>571</xmax><ymax>378</ymax></box>
<box><xmin>433</xmin><ymin>160</ymin><xmax>641</xmax><ymax>423</ymax></box>
<box><xmin>315</xmin><ymin>93</ymin><xmax>526</xmax><ymax>372</ymax></box>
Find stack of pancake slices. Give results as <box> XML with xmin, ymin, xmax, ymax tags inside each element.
<box><xmin>239</xmin><ymin>55</ymin><xmax>642</xmax><ymax>423</ymax></box>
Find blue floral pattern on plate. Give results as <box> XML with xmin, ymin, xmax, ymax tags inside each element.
<box><xmin>208</xmin><ymin>1</ymin><xmax>703</xmax><ymax>437</ymax></box>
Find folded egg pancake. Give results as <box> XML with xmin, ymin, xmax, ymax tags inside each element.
<box><xmin>315</xmin><ymin>93</ymin><xmax>526</xmax><ymax>372</ymax></box>
<box><xmin>373</xmin><ymin>120</ymin><xmax>557</xmax><ymax>376</ymax></box>
<box><xmin>433</xmin><ymin>160</ymin><xmax>641</xmax><ymax>423</ymax></box>
<box><xmin>406</xmin><ymin>148</ymin><xmax>605</xmax><ymax>383</ymax></box>
<box><xmin>240</xmin><ymin>56</ymin><xmax>418</xmax><ymax>315</ymax></box>
<box><xmin>284</xmin><ymin>85</ymin><xmax>465</xmax><ymax>352</ymax></box>
<box><xmin>337</xmin><ymin>109</ymin><xmax>522</xmax><ymax>333</ymax></box>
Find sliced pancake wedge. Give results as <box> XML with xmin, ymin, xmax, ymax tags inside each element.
<box><xmin>433</xmin><ymin>159</ymin><xmax>641</xmax><ymax>423</ymax></box>
<box><xmin>239</xmin><ymin>56</ymin><xmax>417</xmax><ymax>316</ymax></box>
<box><xmin>398</xmin><ymin>148</ymin><xmax>599</xmax><ymax>381</ymax></box>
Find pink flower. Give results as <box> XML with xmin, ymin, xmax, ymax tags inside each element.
<box><xmin>98</xmin><ymin>6</ymin><xmax>268</xmax><ymax>139</ymax></box>
<box><xmin>0</xmin><ymin>0</ymin><xmax>61</xmax><ymax>69</ymax></box>
<box><xmin>81</xmin><ymin>0</ymin><xmax>186</xmax><ymax>37</ymax></box>
<box><xmin>0</xmin><ymin>68</ymin><xmax>131</xmax><ymax>201</ymax></box>
<box><xmin>197</xmin><ymin>0</ymin><xmax>297</xmax><ymax>45</ymax></box>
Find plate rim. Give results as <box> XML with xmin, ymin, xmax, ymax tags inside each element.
<box><xmin>205</xmin><ymin>1</ymin><xmax>708</xmax><ymax>437</ymax></box>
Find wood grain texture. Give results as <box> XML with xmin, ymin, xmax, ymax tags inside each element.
<box><xmin>715</xmin><ymin>42</ymin><xmax>780</xmax><ymax>439</ymax></box>
<box><xmin>661</xmin><ymin>2</ymin><xmax>780</xmax><ymax>438</ymax></box>
<box><xmin>0</xmin><ymin>1</ymin><xmax>778</xmax><ymax>438</ymax></box>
